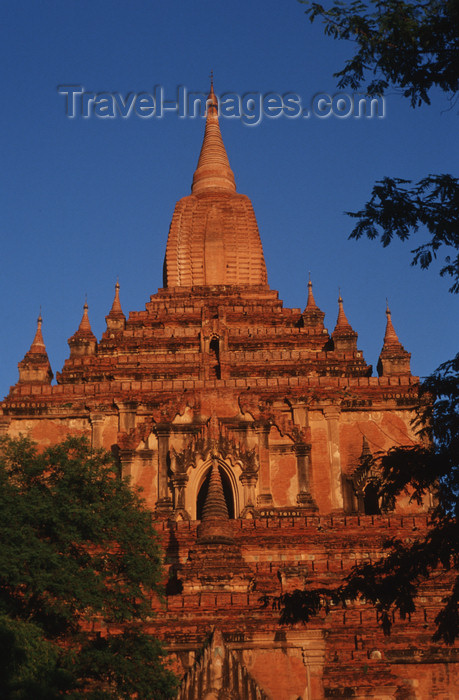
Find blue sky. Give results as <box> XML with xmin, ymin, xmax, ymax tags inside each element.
<box><xmin>1</xmin><ymin>0</ymin><xmax>457</xmax><ymax>398</ymax></box>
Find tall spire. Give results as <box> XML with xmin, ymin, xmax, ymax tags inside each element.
<box><xmin>18</xmin><ymin>313</ymin><xmax>53</xmax><ymax>384</ymax></box>
<box><xmin>191</xmin><ymin>79</ymin><xmax>236</xmax><ymax>194</ymax></box>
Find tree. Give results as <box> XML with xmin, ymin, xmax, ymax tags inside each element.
<box><xmin>348</xmin><ymin>174</ymin><xmax>459</xmax><ymax>293</ymax></box>
<box><xmin>303</xmin><ymin>0</ymin><xmax>459</xmax><ymax>106</ymax></box>
<box><xmin>275</xmin><ymin>0</ymin><xmax>459</xmax><ymax>643</ymax></box>
<box><xmin>0</xmin><ymin>436</ymin><xmax>178</xmax><ymax>699</ymax></box>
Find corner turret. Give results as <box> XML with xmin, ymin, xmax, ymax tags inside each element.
<box><xmin>18</xmin><ymin>313</ymin><xmax>53</xmax><ymax>384</ymax></box>
<box><xmin>105</xmin><ymin>281</ymin><xmax>126</xmax><ymax>332</ymax></box>
<box><xmin>302</xmin><ymin>276</ymin><xmax>326</xmax><ymax>331</ymax></box>
<box><xmin>68</xmin><ymin>301</ymin><xmax>97</xmax><ymax>358</ymax></box>
<box><xmin>377</xmin><ymin>303</ymin><xmax>411</xmax><ymax>377</ymax></box>
<box><xmin>332</xmin><ymin>293</ymin><xmax>358</xmax><ymax>353</ymax></box>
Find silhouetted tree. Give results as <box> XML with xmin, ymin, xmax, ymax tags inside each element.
<box><xmin>0</xmin><ymin>436</ymin><xmax>178</xmax><ymax>699</ymax></box>
<box><xmin>303</xmin><ymin>0</ymin><xmax>459</xmax><ymax>106</ymax></box>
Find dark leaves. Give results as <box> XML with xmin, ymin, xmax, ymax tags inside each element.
<box><xmin>302</xmin><ymin>0</ymin><xmax>459</xmax><ymax>106</ymax></box>
<box><xmin>347</xmin><ymin>175</ymin><xmax>459</xmax><ymax>292</ymax></box>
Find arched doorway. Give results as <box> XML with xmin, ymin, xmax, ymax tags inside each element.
<box><xmin>363</xmin><ymin>482</ymin><xmax>381</xmax><ymax>515</ymax></box>
<box><xmin>196</xmin><ymin>464</ymin><xmax>235</xmax><ymax>519</ymax></box>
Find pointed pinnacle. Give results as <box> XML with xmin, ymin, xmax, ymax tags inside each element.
<box><xmin>71</xmin><ymin>300</ymin><xmax>96</xmax><ymax>342</ymax></box>
<box><xmin>306</xmin><ymin>276</ymin><xmax>318</xmax><ymax>309</ymax></box>
<box><xmin>191</xmin><ymin>77</ymin><xmax>236</xmax><ymax>194</ymax></box>
<box><xmin>79</xmin><ymin>301</ymin><xmax>92</xmax><ymax>332</ymax></box>
<box><xmin>201</xmin><ymin>459</ymin><xmax>229</xmax><ymax>522</ymax></box>
<box><xmin>383</xmin><ymin>303</ymin><xmax>403</xmax><ymax>348</ymax></box>
<box><xmin>28</xmin><ymin>312</ymin><xmax>47</xmax><ymax>354</ymax></box>
<box><xmin>108</xmin><ymin>279</ymin><xmax>125</xmax><ymax>318</ymax></box>
<box><xmin>334</xmin><ymin>292</ymin><xmax>353</xmax><ymax>332</ymax></box>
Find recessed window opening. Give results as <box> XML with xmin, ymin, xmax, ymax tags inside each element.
<box><xmin>209</xmin><ymin>336</ymin><xmax>221</xmax><ymax>379</ymax></box>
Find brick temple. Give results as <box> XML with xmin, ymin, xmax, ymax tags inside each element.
<box><xmin>2</xmin><ymin>82</ymin><xmax>457</xmax><ymax>699</ymax></box>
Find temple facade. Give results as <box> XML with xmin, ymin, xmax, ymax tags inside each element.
<box><xmin>1</xmin><ymin>82</ymin><xmax>457</xmax><ymax>699</ymax></box>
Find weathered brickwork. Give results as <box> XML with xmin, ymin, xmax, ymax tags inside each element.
<box><xmin>1</xmin><ymin>81</ymin><xmax>456</xmax><ymax>698</ymax></box>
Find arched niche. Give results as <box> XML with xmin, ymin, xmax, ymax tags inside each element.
<box><xmin>185</xmin><ymin>455</ymin><xmax>242</xmax><ymax>520</ymax></box>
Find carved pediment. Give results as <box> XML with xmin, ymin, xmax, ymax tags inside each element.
<box><xmin>170</xmin><ymin>426</ymin><xmax>259</xmax><ymax>477</ymax></box>
<box><xmin>239</xmin><ymin>393</ymin><xmax>312</xmax><ymax>446</ymax></box>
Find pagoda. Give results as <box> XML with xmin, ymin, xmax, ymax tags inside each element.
<box><xmin>1</xmin><ymin>81</ymin><xmax>456</xmax><ymax>699</ymax></box>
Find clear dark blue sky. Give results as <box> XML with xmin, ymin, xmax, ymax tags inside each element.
<box><xmin>1</xmin><ymin>0</ymin><xmax>457</xmax><ymax>398</ymax></box>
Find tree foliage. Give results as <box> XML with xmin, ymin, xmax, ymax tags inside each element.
<box><xmin>303</xmin><ymin>0</ymin><xmax>459</xmax><ymax>106</ymax></box>
<box><xmin>0</xmin><ymin>436</ymin><xmax>178</xmax><ymax>699</ymax></box>
<box><xmin>348</xmin><ymin>174</ymin><xmax>459</xmax><ymax>293</ymax></box>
